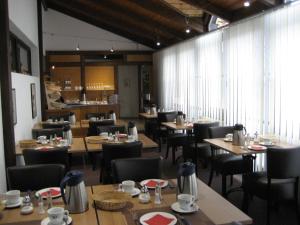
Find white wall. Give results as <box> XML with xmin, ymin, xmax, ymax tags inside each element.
<box><xmin>0</xmin><ymin>87</ymin><xmax>7</xmax><ymax>192</ymax></box>
<box><xmin>43</xmin><ymin>9</ymin><xmax>152</xmax><ymax>51</ymax></box>
<box><xmin>8</xmin><ymin>0</ymin><xmax>41</xmax><ymax>167</ymax></box>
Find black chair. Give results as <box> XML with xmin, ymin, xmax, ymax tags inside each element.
<box><xmin>42</xmin><ymin>121</ymin><xmax>70</xmax><ymax>129</ymax></box>
<box><xmin>23</xmin><ymin>147</ymin><xmax>69</xmax><ymax>171</ymax></box>
<box><xmin>86</xmin><ymin>112</ymin><xmax>107</xmax><ymax>120</ymax></box>
<box><xmin>100</xmin><ymin>141</ymin><xmax>142</xmax><ymax>184</ymax></box>
<box><xmin>32</xmin><ymin>128</ymin><xmax>63</xmax><ymax>139</ymax></box>
<box><xmin>111</xmin><ymin>157</ymin><xmax>162</xmax><ymax>183</ymax></box>
<box><xmin>243</xmin><ymin>146</ymin><xmax>300</xmax><ymax>225</ymax></box>
<box><xmin>7</xmin><ymin>164</ymin><xmax>65</xmax><ymax>191</ymax></box>
<box><xmin>87</xmin><ymin>120</ymin><xmax>115</xmax><ymax>136</ymax></box>
<box><xmin>185</xmin><ymin>122</ymin><xmax>219</xmax><ymax>172</ymax></box>
<box><xmin>208</xmin><ymin>126</ymin><xmax>251</xmax><ymax>197</ymax></box>
<box><xmin>98</xmin><ymin>125</ymin><xmax>126</xmax><ymax>134</ymax></box>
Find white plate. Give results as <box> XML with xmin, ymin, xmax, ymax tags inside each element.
<box><xmin>139</xmin><ymin>212</ymin><xmax>177</xmax><ymax>225</ymax></box>
<box><xmin>171</xmin><ymin>202</ymin><xmax>199</xmax><ymax>214</ymax></box>
<box><xmin>223</xmin><ymin>138</ymin><xmax>232</xmax><ymax>142</ymax></box>
<box><xmin>140</xmin><ymin>179</ymin><xmax>168</xmax><ymax>189</ymax></box>
<box><xmin>35</xmin><ymin>187</ymin><xmax>61</xmax><ymax>199</ymax></box>
<box><xmin>2</xmin><ymin>197</ymin><xmax>23</xmax><ymax>208</ymax></box>
<box><xmin>259</xmin><ymin>142</ymin><xmax>274</xmax><ymax>146</ymax></box>
<box><xmin>35</xmin><ymin>146</ymin><xmax>55</xmax><ymax>150</ymax></box>
<box><xmin>248</xmin><ymin>145</ymin><xmax>267</xmax><ymax>151</ymax></box>
<box><xmin>41</xmin><ymin>216</ymin><xmax>72</xmax><ymax>225</ymax></box>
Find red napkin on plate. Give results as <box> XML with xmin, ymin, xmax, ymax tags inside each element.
<box><xmin>41</xmin><ymin>188</ymin><xmax>61</xmax><ymax>197</ymax></box>
<box><xmin>145</xmin><ymin>180</ymin><xmax>165</xmax><ymax>188</ymax></box>
<box><xmin>144</xmin><ymin>214</ymin><xmax>174</xmax><ymax>225</ymax></box>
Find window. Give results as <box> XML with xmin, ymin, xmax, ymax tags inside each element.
<box><xmin>10</xmin><ymin>33</ymin><xmax>32</xmax><ymax>75</ymax></box>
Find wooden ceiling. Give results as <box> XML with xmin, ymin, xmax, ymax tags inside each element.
<box><xmin>44</xmin><ymin>0</ymin><xmax>283</xmax><ymax>49</ymax></box>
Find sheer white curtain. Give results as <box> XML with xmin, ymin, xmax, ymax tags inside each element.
<box><xmin>264</xmin><ymin>3</ymin><xmax>300</xmax><ymax>144</ymax></box>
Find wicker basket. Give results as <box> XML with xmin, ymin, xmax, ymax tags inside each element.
<box><xmin>92</xmin><ymin>191</ymin><xmax>130</xmax><ymax>211</ymax></box>
<box><xmin>19</xmin><ymin>140</ymin><xmax>38</xmax><ymax>148</ymax></box>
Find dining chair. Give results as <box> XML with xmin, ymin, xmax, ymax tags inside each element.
<box><xmin>23</xmin><ymin>147</ymin><xmax>69</xmax><ymax>171</ymax></box>
<box><xmin>208</xmin><ymin>126</ymin><xmax>251</xmax><ymax>197</ymax></box>
<box><xmin>184</xmin><ymin>122</ymin><xmax>219</xmax><ymax>174</ymax></box>
<box><xmin>7</xmin><ymin>164</ymin><xmax>65</xmax><ymax>191</ymax></box>
<box><xmin>98</xmin><ymin>125</ymin><xmax>126</xmax><ymax>134</ymax></box>
<box><xmin>243</xmin><ymin>146</ymin><xmax>300</xmax><ymax>225</ymax></box>
<box><xmin>111</xmin><ymin>157</ymin><xmax>162</xmax><ymax>183</ymax></box>
<box><xmin>42</xmin><ymin>121</ymin><xmax>70</xmax><ymax>129</ymax></box>
<box><xmin>48</xmin><ymin>114</ymin><xmax>70</xmax><ymax>122</ymax></box>
<box><xmin>87</xmin><ymin>120</ymin><xmax>115</xmax><ymax>136</ymax></box>
<box><xmin>32</xmin><ymin>128</ymin><xmax>63</xmax><ymax>139</ymax></box>
<box><xmin>100</xmin><ymin>141</ymin><xmax>142</xmax><ymax>184</ymax></box>
<box><xmin>86</xmin><ymin>112</ymin><xmax>107</xmax><ymax>120</ymax></box>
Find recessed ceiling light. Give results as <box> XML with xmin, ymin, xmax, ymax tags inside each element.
<box><xmin>185</xmin><ymin>28</ymin><xmax>191</xmax><ymax>33</ymax></box>
<box><xmin>76</xmin><ymin>44</ymin><xmax>80</xmax><ymax>51</ymax></box>
<box><xmin>51</xmin><ymin>65</ymin><xmax>55</xmax><ymax>70</ymax></box>
<box><xmin>104</xmin><ymin>55</ymin><xmax>107</xmax><ymax>59</ymax></box>
<box><xmin>110</xmin><ymin>47</ymin><xmax>114</xmax><ymax>52</ymax></box>
<box><xmin>156</xmin><ymin>41</ymin><xmax>161</xmax><ymax>46</ymax></box>
<box><xmin>244</xmin><ymin>1</ymin><xmax>250</xmax><ymax>7</ymax></box>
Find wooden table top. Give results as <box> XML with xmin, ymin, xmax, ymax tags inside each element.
<box><xmin>92</xmin><ymin>178</ymin><xmax>252</xmax><ymax>225</ymax></box>
<box><xmin>204</xmin><ymin>138</ymin><xmax>293</xmax><ymax>156</ymax></box>
<box><xmin>15</xmin><ymin>137</ymin><xmax>86</xmax><ymax>155</ymax></box>
<box><xmin>139</xmin><ymin>113</ymin><xmax>157</xmax><ymax>119</ymax></box>
<box><xmin>161</xmin><ymin>122</ymin><xmax>193</xmax><ymax>130</ymax></box>
<box><xmin>85</xmin><ymin>134</ymin><xmax>158</xmax><ymax>152</ymax></box>
<box><xmin>0</xmin><ymin>188</ymin><xmax>98</xmax><ymax>225</ymax></box>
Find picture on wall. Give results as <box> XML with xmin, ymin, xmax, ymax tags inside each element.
<box><xmin>30</xmin><ymin>83</ymin><xmax>37</xmax><ymax>118</ymax></box>
<box><xmin>12</xmin><ymin>88</ymin><xmax>17</xmax><ymax>125</ymax></box>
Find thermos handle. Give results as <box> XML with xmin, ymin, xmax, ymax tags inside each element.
<box><xmin>243</xmin><ymin>127</ymin><xmax>247</xmax><ymax>135</ymax></box>
<box><xmin>177</xmin><ymin>167</ymin><xmax>184</xmax><ymax>193</ymax></box>
<box><xmin>60</xmin><ymin>175</ymin><xmax>71</xmax><ymax>204</ymax></box>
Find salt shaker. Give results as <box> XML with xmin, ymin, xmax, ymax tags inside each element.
<box><xmin>138</xmin><ymin>185</ymin><xmax>150</xmax><ymax>204</ymax></box>
<box><xmin>154</xmin><ymin>184</ymin><xmax>162</xmax><ymax>204</ymax></box>
<box><xmin>21</xmin><ymin>192</ymin><xmax>33</xmax><ymax>215</ymax></box>
<box><xmin>47</xmin><ymin>190</ymin><xmax>53</xmax><ymax>209</ymax></box>
<box><xmin>37</xmin><ymin>194</ymin><xmax>45</xmax><ymax>214</ymax></box>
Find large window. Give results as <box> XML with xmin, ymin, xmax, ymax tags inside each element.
<box><xmin>154</xmin><ymin>2</ymin><xmax>300</xmax><ymax>144</ymax></box>
<box><xmin>10</xmin><ymin>33</ymin><xmax>32</xmax><ymax>75</ymax></box>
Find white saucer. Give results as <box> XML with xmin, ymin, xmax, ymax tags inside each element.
<box><xmin>223</xmin><ymin>138</ymin><xmax>232</xmax><ymax>142</ymax></box>
<box><xmin>2</xmin><ymin>197</ymin><xmax>23</xmax><ymax>208</ymax></box>
<box><xmin>130</xmin><ymin>188</ymin><xmax>141</xmax><ymax>197</ymax></box>
<box><xmin>41</xmin><ymin>216</ymin><xmax>72</xmax><ymax>225</ymax></box>
<box><xmin>171</xmin><ymin>202</ymin><xmax>199</xmax><ymax>214</ymax></box>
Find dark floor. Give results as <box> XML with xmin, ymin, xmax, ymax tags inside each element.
<box><xmin>71</xmin><ymin>143</ymin><xmax>298</xmax><ymax>225</ymax></box>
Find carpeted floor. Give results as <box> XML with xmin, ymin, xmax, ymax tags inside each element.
<box><xmin>71</xmin><ymin>142</ymin><xmax>298</xmax><ymax>225</ymax></box>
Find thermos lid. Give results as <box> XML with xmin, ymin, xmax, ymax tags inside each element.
<box><xmin>234</xmin><ymin>124</ymin><xmax>244</xmax><ymax>130</ymax></box>
<box><xmin>69</xmin><ymin>112</ymin><xmax>75</xmax><ymax>116</ymax></box>
<box><xmin>178</xmin><ymin>162</ymin><xmax>195</xmax><ymax>177</ymax></box>
<box><xmin>63</xmin><ymin>125</ymin><xmax>71</xmax><ymax>131</ymax></box>
<box><xmin>128</xmin><ymin>121</ymin><xmax>135</xmax><ymax>128</ymax></box>
<box><xmin>109</xmin><ymin>110</ymin><xmax>115</xmax><ymax>114</ymax></box>
<box><xmin>177</xmin><ymin>111</ymin><xmax>183</xmax><ymax>116</ymax></box>
<box><xmin>64</xmin><ymin>170</ymin><xmax>84</xmax><ymax>186</ymax></box>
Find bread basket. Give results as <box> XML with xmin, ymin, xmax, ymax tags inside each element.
<box><xmin>92</xmin><ymin>191</ymin><xmax>130</xmax><ymax>211</ymax></box>
<box><xmin>19</xmin><ymin>139</ymin><xmax>38</xmax><ymax>148</ymax></box>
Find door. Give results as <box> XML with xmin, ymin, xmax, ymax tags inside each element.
<box><xmin>118</xmin><ymin>65</ymin><xmax>139</xmax><ymax>118</ymax></box>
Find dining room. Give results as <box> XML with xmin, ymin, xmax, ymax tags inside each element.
<box><xmin>0</xmin><ymin>0</ymin><xmax>300</xmax><ymax>225</ymax></box>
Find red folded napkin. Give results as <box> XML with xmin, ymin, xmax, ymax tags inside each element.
<box><xmin>145</xmin><ymin>180</ymin><xmax>165</xmax><ymax>188</ymax></box>
<box><xmin>144</xmin><ymin>214</ymin><xmax>174</xmax><ymax>225</ymax></box>
<box><xmin>41</xmin><ymin>188</ymin><xmax>61</xmax><ymax>197</ymax></box>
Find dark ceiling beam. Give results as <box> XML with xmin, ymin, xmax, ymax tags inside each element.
<box><xmin>47</xmin><ymin>1</ymin><xmax>161</xmax><ymax>48</ymax></box>
<box><xmin>180</xmin><ymin>0</ymin><xmax>232</xmax><ymax>22</ymax></box>
<box><xmin>132</xmin><ymin>0</ymin><xmax>204</xmax><ymax>33</ymax></box>
<box><xmin>79</xmin><ymin>0</ymin><xmax>184</xmax><ymax>42</ymax></box>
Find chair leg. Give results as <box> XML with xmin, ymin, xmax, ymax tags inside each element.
<box><xmin>172</xmin><ymin>146</ymin><xmax>176</xmax><ymax>164</ymax></box>
<box><xmin>165</xmin><ymin>144</ymin><xmax>170</xmax><ymax>159</ymax></box>
<box><xmin>208</xmin><ymin>166</ymin><xmax>214</xmax><ymax>186</ymax></box>
<box><xmin>222</xmin><ymin>175</ymin><xmax>227</xmax><ymax>197</ymax></box>
<box><xmin>267</xmin><ymin>178</ymin><xmax>271</xmax><ymax>225</ymax></box>
<box><xmin>230</xmin><ymin>175</ymin><xmax>234</xmax><ymax>186</ymax></box>
<box><xmin>242</xmin><ymin>189</ymin><xmax>250</xmax><ymax>213</ymax></box>
<box><xmin>294</xmin><ymin>178</ymin><xmax>299</xmax><ymax>225</ymax></box>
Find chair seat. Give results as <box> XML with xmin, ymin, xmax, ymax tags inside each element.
<box><xmin>167</xmin><ymin>133</ymin><xmax>187</xmax><ymax>146</ymax></box>
<box><xmin>213</xmin><ymin>154</ymin><xmax>249</xmax><ymax>175</ymax></box>
<box><xmin>244</xmin><ymin>172</ymin><xmax>296</xmax><ymax>201</ymax></box>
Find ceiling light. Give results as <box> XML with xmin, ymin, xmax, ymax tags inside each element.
<box><xmin>76</xmin><ymin>44</ymin><xmax>80</xmax><ymax>51</ymax></box>
<box><xmin>104</xmin><ymin>55</ymin><xmax>107</xmax><ymax>59</ymax></box>
<box><xmin>185</xmin><ymin>27</ymin><xmax>191</xmax><ymax>33</ymax></box>
<box><xmin>110</xmin><ymin>47</ymin><xmax>114</xmax><ymax>52</ymax></box>
<box><xmin>244</xmin><ymin>1</ymin><xmax>250</xmax><ymax>7</ymax></box>
<box><xmin>156</xmin><ymin>41</ymin><xmax>161</xmax><ymax>46</ymax></box>
<box><xmin>51</xmin><ymin>65</ymin><xmax>55</xmax><ymax>70</ymax></box>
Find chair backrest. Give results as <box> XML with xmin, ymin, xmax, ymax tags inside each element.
<box><xmin>267</xmin><ymin>146</ymin><xmax>300</xmax><ymax>179</ymax></box>
<box><xmin>42</xmin><ymin>121</ymin><xmax>70</xmax><ymax>129</ymax></box>
<box><xmin>7</xmin><ymin>164</ymin><xmax>65</xmax><ymax>192</ymax></box>
<box><xmin>209</xmin><ymin>126</ymin><xmax>234</xmax><ymax>139</ymax></box>
<box><xmin>33</xmin><ymin>128</ymin><xmax>63</xmax><ymax>139</ymax></box>
<box><xmin>23</xmin><ymin>147</ymin><xmax>69</xmax><ymax>171</ymax></box>
<box><xmin>86</xmin><ymin>112</ymin><xmax>107</xmax><ymax>120</ymax></box>
<box><xmin>193</xmin><ymin>121</ymin><xmax>219</xmax><ymax>143</ymax></box>
<box><xmin>99</xmin><ymin>125</ymin><xmax>126</xmax><ymax>134</ymax></box>
<box><xmin>88</xmin><ymin>120</ymin><xmax>115</xmax><ymax>136</ymax></box>
<box><xmin>111</xmin><ymin>157</ymin><xmax>162</xmax><ymax>183</ymax></box>
<box><xmin>157</xmin><ymin>111</ymin><xmax>177</xmax><ymax>124</ymax></box>
<box><xmin>102</xmin><ymin>142</ymin><xmax>142</xmax><ymax>172</ymax></box>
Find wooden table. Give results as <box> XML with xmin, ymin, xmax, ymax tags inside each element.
<box><xmin>32</xmin><ymin>121</ymin><xmax>81</xmax><ymax>130</ymax></box>
<box><xmin>139</xmin><ymin>112</ymin><xmax>157</xmax><ymax>119</ymax></box>
<box><xmin>15</xmin><ymin>138</ymin><xmax>86</xmax><ymax>155</ymax></box>
<box><xmin>85</xmin><ymin>134</ymin><xmax>158</xmax><ymax>152</ymax></box>
<box><xmin>0</xmin><ymin>188</ymin><xmax>98</xmax><ymax>225</ymax></box>
<box><xmin>92</xmin><ymin>178</ymin><xmax>252</xmax><ymax>225</ymax></box>
<box><xmin>161</xmin><ymin>122</ymin><xmax>193</xmax><ymax>131</ymax></box>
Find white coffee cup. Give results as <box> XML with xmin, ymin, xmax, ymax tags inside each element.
<box><xmin>3</xmin><ymin>190</ymin><xmax>20</xmax><ymax>205</ymax></box>
<box><xmin>225</xmin><ymin>133</ymin><xmax>233</xmax><ymax>140</ymax></box>
<box><xmin>177</xmin><ymin>194</ymin><xmax>195</xmax><ymax>211</ymax></box>
<box><xmin>47</xmin><ymin>207</ymin><xmax>69</xmax><ymax>225</ymax></box>
<box><xmin>121</xmin><ymin>180</ymin><xmax>135</xmax><ymax>194</ymax></box>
